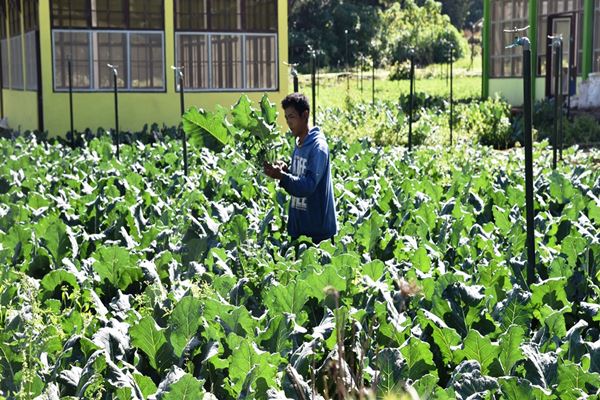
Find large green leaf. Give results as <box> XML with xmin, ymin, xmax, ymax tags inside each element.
<box><xmin>454</xmin><ymin>329</ymin><xmax>499</xmax><ymax>375</ymax></box>
<box><xmin>130</xmin><ymin>316</ymin><xmax>169</xmax><ymax>371</ymax></box>
<box><xmin>163</xmin><ymin>373</ymin><xmax>205</xmax><ymax>400</ymax></box>
<box><xmin>92</xmin><ymin>246</ymin><xmax>142</xmax><ymax>290</ymax></box>
<box><xmin>169</xmin><ymin>296</ymin><xmax>203</xmax><ymax>357</ymax></box>
<box><xmin>499</xmin><ymin>325</ymin><xmax>525</xmax><ymax>375</ymax></box>
<box><xmin>183</xmin><ymin>107</ymin><xmax>230</xmax><ymax>151</ymax></box>
<box><xmin>264</xmin><ymin>280</ymin><xmax>309</xmax><ymax>316</ymax></box>
<box><xmin>227</xmin><ymin>338</ymin><xmax>281</xmax><ymax>396</ymax></box>
<box><xmin>231</xmin><ymin>95</ymin><xmax>257</xmax><ymax>130</ymax></box>
<box><xmin>260</xmin><ymin>94</ymin><xmax>278</xmax><ymax>125</ymax></box>
<box><xmin>400</xmin><ymin>337</ymin><xmax>437</xmax><ymax>381</ymax></box>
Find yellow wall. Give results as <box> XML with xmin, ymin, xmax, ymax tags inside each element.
<box><xmin>3</xmin><ymin>89</ymin><xmax>37</xmax><ymax>130</ymax></box>
<box><xmin>34</xmin><ymin>0</ymin><xmax>289</xmax><ymax>137</ymax></box>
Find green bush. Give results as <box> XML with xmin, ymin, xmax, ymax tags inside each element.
<box><xmin>457</xmin><ymin>97</ymin><xmax>514</xmax><ymax>149</ymax></box>
<box><xmin>377</xmin><ymin>0</ymin><xmax>467</xmax><ymax>67</ymax></box>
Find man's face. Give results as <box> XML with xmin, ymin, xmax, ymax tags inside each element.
<box><xmin>284</xmin><ymin>107</ymin><xmax>308</xmax><ymax>137</ymax></box>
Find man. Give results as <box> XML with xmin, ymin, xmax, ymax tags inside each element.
<box><xmin>263</xmin><ymin>93</ymin><xmax>337</xmax><ymax>244</ymax></box>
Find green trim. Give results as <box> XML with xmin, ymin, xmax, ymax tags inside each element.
<box><xmin>482</xmin><ymin>0</ymin><xmax>490</xmax><ymax>98</ymax></box>
<box><xmin>528</xmin><ymin>0</ymin><xmax>537</xmax><ymax>100</ymax></box>
<box><xmin>582</xmin><ymin>0</ymin><xmax>594</xmax><ymax>80</ymax></box>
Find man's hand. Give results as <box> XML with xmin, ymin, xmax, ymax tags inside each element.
<box><xmin>263</xmin><ymin>161</ymin><xmax>286</xmax><ymax>180</ymax></box>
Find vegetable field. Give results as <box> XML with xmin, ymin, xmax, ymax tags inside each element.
<box><xmin>1</xmin><ymin>96</ymin><xmax>600</xmax><ymax>399</ymax></box>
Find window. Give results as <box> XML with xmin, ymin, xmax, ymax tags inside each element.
<box><xmin>244</xmin><ymin>0</ymin><xmax>277</xmax><ymax>31</ymax></box>
<box><xmin>490</xmin><ymin>0</ymin><xmax>529</xmax><ymax>78</ymax></box>
<box><xmin>53</xmin><ymin>31</ymin><xmax>164</xmax><ymax>91</ymax></box>
<box><xmin>176</xmin><ymin>34</ymin><xmax>209</xmax><ymax>88</ymax></box>
<box><xmin>175</xmin><ymin>0</ymin><xmax>207</xmax><ymax>30</ymax></box>
<box><xmin>176</xmin><ymin>33</ymin><xmax>278</xmax><ymax>90</ymax></box>
<box><xmin>130</xmin><ymin>33</ymin><xmax>164</xmax><ymax>88</ymax></box>
<box><xmin>51</xmin><ymin>0</ymin><xmax>165</xmax><ymax>91</ymax></box>
<box><xmin>9</xmin><ymin>5</ymin><xmax>23</xmax><ymax>89</ymax></box>
<box><xmin>24</xmin><ymin>0</ymin><xmax>39</xmax><ymax>91</ymax></box>
<box><xmin>53</xmin><ymin>0</ymin><xmax>163</xmax><ymax>29</ymax></box>
<box><xmin>1</xmin><ymin>7</ymin><xmax>8</xmax><ymax>89</ymax></box>
<box><xmin>245</xmin><ymin>35</ymin><xmax>276</xmax><ymax>88</ymax></box>
<box><xmin>174</xmin><ymin>0</ymin><xmax>278</xmax><ymax>90</ymax></box>
<box><xmin>52</xmin><ymin>0</ymin><xmax>90</xmax><ymax>28</ymax></box>
<box><xmin>174</xmin><ymin>0</ymin><xmax>277</xmax><ymax>32</ymax></box>
<box><xmin>595</xmin><ymin>0</ymin><xmax>600</xmax><ymax>72</ymax></box>
<box><xmin>536</xmin><ymin>0</ymin><xmax>584</xmax><ymax>76</ymax></box>
<box><xmin>53</xmin><ymin>31</ymin><xmax>91</xmax><ymax>89</ymax></box>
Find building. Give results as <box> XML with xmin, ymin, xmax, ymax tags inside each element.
<box><xmin>482</xmin><ymin>0</ymin><xmax>600</xmax><ymax>105</ymax></box>
<box><xmin>0</xmin><ymin>0</ymin><xmax>288</xmax><ymax>135</ymax></box>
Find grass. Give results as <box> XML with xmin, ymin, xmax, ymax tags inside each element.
<box><xmin>292</xmin><ymin>53</ymin><xmax>484</xmax><ymax>110</ymax></box>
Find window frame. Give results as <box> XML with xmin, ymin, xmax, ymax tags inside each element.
<box><xmin>51</xmin><ymin>0</ymin><xmax>165</xmax><ymax>31</ymax></box>
<box><xmin>490</xmin><ymin>0</ymin><xmax>530</xmax><ymax>79</ymax></box>
<box><xmin>52</xmin><ymin>29</ymin><xmax>166</xmax><ymax>92</ymax></box>
<box><xmin>174</xmin><ymin>31</ymin><xmax>278</xmax><ymax>92</ymax></box>
<box><xmin>174</xmin><ymin>0</ymin><xmax>278</xmax><ymax>33</ymax></box>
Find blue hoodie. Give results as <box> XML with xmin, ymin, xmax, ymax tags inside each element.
<box><xmin>280</xmin><ymin>127</ymin><xmax>338</xmax><ymax>242</ymax></box>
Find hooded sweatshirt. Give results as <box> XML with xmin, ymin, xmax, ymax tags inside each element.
<box><xmin>280</xmin><ymin>126</ymin><xmax>338</xmax><ymax>242</ymax></box>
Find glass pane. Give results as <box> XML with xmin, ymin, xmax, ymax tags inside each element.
<box><xmin>130</xmin><ymin>0</ymin><xmax>164</xmax><ymax>29</ymax></box>
<box><xmin>245</xmin><ymin>35</ymin><xmax>276</xmax><ymax>89</ymax></box>
<box><xmin>176</xmin><ymin>34</ymin><xmax>209</xmax><ymax>89</ymax></box>
<box><xmin>130</xmin><ymin>33</ymin><xmax>164</xmax><ymax>88</ymax></box>
<box><xmin>244</xmin><ymin>0</ymin><xmax>276</xmax><ymax>31</ymax></box>
<box><xmin>211</xmin><ymin>34</ymin><xmax>242</xmax><ymax>88</ymax></box>
<box><xmin>9</xmin><ymin>5</ymin><xmax>20</xmax><ymax>37</ymax></box>
<box><xmin>1</xmin><ymin>39</ymin><xmax>9</xmax><ymax>88</ymax></box>
<box><xmin>93</xmin><ymin>32</ymin><xmax>126</xmax><ymax>88</ymax></box>
<box><xmin>53</xmin><ymin>31</ymin><xmax>91</xmax><ymax>89</ymax></box>
<box><xmin>24</xmin><ymin>0</ymin><xmax>39</xmax><ymax>32</ymax></box>
<box><xmin>52</xmin><ymin>0</ymin><xmax>89</xmax><ymax>28</ymax></box>
<box><xmin>10</xmin><ymin>35</ymin><xmax>23</xmax><ymax>89</ymax></box>
<box><xmin>25</xmin><ymin>31</ymin><xmax>38</xmax><ymax>91</ymax></box>
<box><xmin>93</xmin><ymin>0</ymin><xmax>126</xmax><ymax>29</ymax></box>
<box><xmin>210</xmin><ymin>0</ymin><xmax>241</xmax><ymax>30</ymax></box>
<box><xmin>175</xmin><ymin>0</ymin><xmax>207</xmax><ymax>30</ymax></box>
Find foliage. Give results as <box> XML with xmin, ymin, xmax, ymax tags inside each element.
<box><xmin>376</xmin><ymin>0</ymin><xmax>467</xmax><ymax>67</ymax></box>
<box><xmin>533</xmin><ymin>98</ymin><xmax>600</xmax><ymax>147</ymax></box>
<box><xmin>1</xmin><ymin>96</ymin><xmax>600</xmax><ymax>399</ymax></box>
<box><xmin>456</xmin><ymin>96</ymin><xmax>515</xmax><ymax>149</ymax></box>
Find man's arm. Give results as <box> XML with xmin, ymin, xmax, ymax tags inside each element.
<box><xmin>280</xmin><ymin>145</ymin><xmax>328</xmax><ymax>197</ymax></box>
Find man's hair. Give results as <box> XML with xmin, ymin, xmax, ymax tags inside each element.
<box><xmin>281</xmin><ymin>93</ymin><xmax>310</xmax><ymax>115</ymax></box>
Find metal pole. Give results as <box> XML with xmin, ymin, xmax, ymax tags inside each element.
<box><xmin>360</xmin><ymin>55</ymin><xmax>364</xmax><ymax>94</ymax></box>
<box><xmin>523</xmin><ymin>39</ymin><xmax>536</xmax><ymax>285</ymax></box>
<box><xmin>449</xmin><ymin>46</ymin><xmax>454</xmax><ymax>146</ymax></box>
<box><xmin>552</xmin><ymin>39</ymin><xmax>560</xmax><ymax>170</ymax></box>
<box><xmin>293</xmin><ymin>72</ymin><xmax>299</xmax><ymax>92</ymax></box>
<box><xmin>311</xmin><ymin>52</ymin><xmax>316</xmax><ymax>127</ymax></box>
<box><xmin>345</xmin><ymin>30</ymin><xmax>349</xmax><ymax>92</ymax></box>
<box><xmin>558</xmin><ymin>46</ymin><xmax>564</xmax><ymax>160</ymax></box>
<box><xmin>68</xmin><ymin>59</ymin><xmax>75</xmax><ymax>147</ymax></box>
<box><xmin>408</xmin><ymin>51</ymin><xmax>415</xmax><ymax>151</ymax></box>
<box><xmin>173</xmin><ymin>67</ymin><xmax>188</xmax><ymax>177</ymax></box>
<box><xmin>372</xmin><ymin>56</ymin><xmax>375</xmax><ymax>106</ymax></box>
<box><xmin>108</xmin><ymin>64</ymin><xmax>120</xmax><ymax>160</ymax></box>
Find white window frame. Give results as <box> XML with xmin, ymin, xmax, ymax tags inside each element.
<box><xmin>52</xmin><ymin>29</ymin><xmax>166</xmax><ymax>92</ymax></box>
<box><xmin>175</xmin><ymin>31</ymin><xmax>278</xmax><ymax>92</ymax></box>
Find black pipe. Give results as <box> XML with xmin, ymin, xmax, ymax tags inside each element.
<box><xmin>112</xmin><ymin>68</ymin><xmax>120</xmax><ymax>160</ymax></box>
<box><xmin>179</xmin><ymin>72</ymin><xmax>188</xmax><ymax>176</ymax></box>
<box><xmin>408</xmin><ymin>51</ymin><xmax>415</xmax><ymax>151</ymax></box>
<box><xmin>293</xmin><ymin>72</ymin><xmax>298</xmax><ymax>92</ymax></box>
<box><xmin>68</xmin><ymin>59</ymin><xmax>74</xmax><ymax>147</ymax></box>
<box><xmin>449</xmin><ymin>46</ymin><xmax>454</xmax><ymax>146</ymax></box>
<box><xmin>552</xmin><ymin>40</ymin><xmax>560</xmax><ymax>170</ymax></box>
<box><xmin>523</xmin><ymin>39</ymin><xmax>536</xmax><ymax>285</ymax></box>
<box><xmin>345</xmin><ymin>30</ymin><xmax>349</xmax><ymax>92</ymax></box>
<box><xmin>372</xmin><ymin>56</ymin><xmax>375</xmax><ymax>106</ymax></box>
<box><xmin>360</xmin><ymin>56</ymin><xmax>364</xmax><ymax>94</ymax></box>
<box><xmin>558</xmin><ymin>48</ymin><xmax>564</xmax><ymax>161</ymax></box>
<box><xmin>311</xmin><ymin>53</ymin><xmax>316</xmax><ymax>127</ymax></box>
